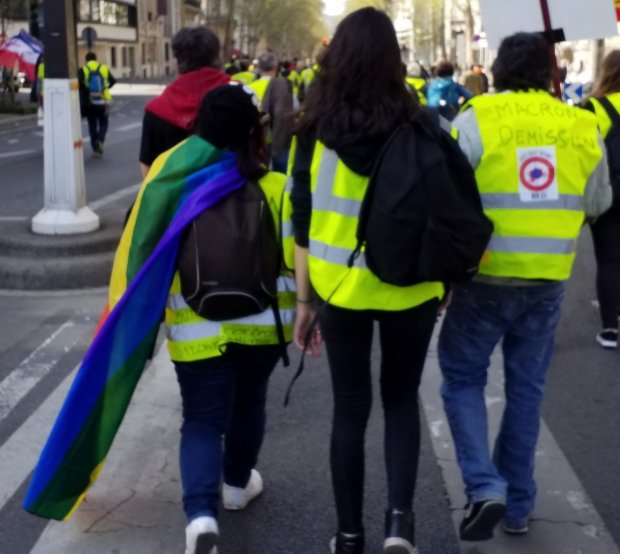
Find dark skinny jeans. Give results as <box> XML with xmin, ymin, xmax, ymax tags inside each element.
<box><xmin>318</xmin><ymin>299</ymin><xmax>439</xmax><ymax>533</ymax></box>
<box><xmin>590</xmin><ymin>206</ymin><xmax>620</xmax><ymax>329</ymax></box>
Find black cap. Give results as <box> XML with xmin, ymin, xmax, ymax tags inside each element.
<box><xmin>196</xmin><ymin>83</ymin><xmax>261</xmax><ymax>150</ymax></box>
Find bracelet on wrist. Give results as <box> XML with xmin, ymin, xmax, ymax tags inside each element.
<box><xmin>296</xmin><ymin>297</ymin><xmax>314</xmax><ymax>304</ymax></box>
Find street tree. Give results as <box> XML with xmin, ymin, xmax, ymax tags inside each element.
<box><xmin>0</xmin><ymin>0</ymin><xmax>27</xmax><ymax>40</ymax></box>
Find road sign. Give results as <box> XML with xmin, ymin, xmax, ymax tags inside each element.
<box><xmin>479</xmin><ymin>0</ymin><xmax>619</xmax><ymax>49</ymax></box>
<box><xmin>518</xmin><ymin>147</ymin><xmax>559</xmax><ymax>202</ymax></box>
<box><xmin>563</xmin><ymin>82</ymin><xmax>583</xmax><ymax>104</ymax></box>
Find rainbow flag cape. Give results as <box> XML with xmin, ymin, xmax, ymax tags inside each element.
<box><xmin>24</xmin><ymin>137</ymin><xmax>244</xmax><ymax>520</ymax></box>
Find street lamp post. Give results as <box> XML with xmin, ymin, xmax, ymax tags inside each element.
<box><xmin>31</xmin><ymin>0</ymin><xmax>99</xmax><ymax>235</ymax></box>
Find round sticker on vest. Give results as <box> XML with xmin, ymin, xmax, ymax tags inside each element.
<box><xmin>517</xmin><ymin>146</ymin><xmax>559</xmax><ymax>202</ymax></box>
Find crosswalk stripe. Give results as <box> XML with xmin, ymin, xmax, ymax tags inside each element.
<box><xmin>0</xmin><ymin>321</ymin><xmax>81</xmax><ymax>422</ymax></box>
<box><xmin>0</xmin><ymin>357</ymin><xmax>77</xmax><ymax>508</ymax></box>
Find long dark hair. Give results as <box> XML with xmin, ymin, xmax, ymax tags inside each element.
<box><xmin>296</xmin><ymin>7</ymin><xmax>418</xmax><ymax>146</ymax></box>
<box><xmin>590</xmin><ymin>50</ymin><xmax>620</xmax><ymax>98</ymax></box>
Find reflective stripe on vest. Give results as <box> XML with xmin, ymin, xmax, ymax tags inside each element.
<box><xmin>470</xmin><ymin>91</ymin><xmax>601</xmax><ymax>280</ymax></box>
<box><xmin>166</xmin><ymin>172</ymin><xmax>296</xmax><ymax>362</ymax></box>
<box><xmin>307</xmin><ymin>142</ymin><xmax>444</xmax><ymax>310</ymax></box>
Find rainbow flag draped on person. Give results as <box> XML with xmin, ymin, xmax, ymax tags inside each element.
<box><xmin>23</xmin><ymin>136</ymin><xmax>244</xmax><ymax>520</ymax></box>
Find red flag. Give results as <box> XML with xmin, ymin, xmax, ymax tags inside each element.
<box><xmin>616</xmin><ymin>0</ymin><xmax>620</xmax><ymax>21</ymax></box>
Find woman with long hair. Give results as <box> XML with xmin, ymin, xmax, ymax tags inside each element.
<box><xmin>583</xmin><ymin>50</ymin><xmax>620</xmax><ymax>348</ymax></box>
<box><xmin>291</xmin><ymin>8</ymin><xmax>445</xmax><ymax>554</ymax></box>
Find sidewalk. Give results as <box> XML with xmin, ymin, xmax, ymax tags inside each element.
<box><xmin>21</xmin><ymin>327</ymin><xmax>620</xmax><ymax>553</ymax></box>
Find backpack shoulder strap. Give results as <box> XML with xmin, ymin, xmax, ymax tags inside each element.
<box><xmin>597</xmin><ymin>97</ymin><xmax>620</xmax><ymax>126</ymax></box>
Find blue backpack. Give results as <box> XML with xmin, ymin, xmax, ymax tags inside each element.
<box><xmin>87</xmin><ymin>64</ymin><xmax>105</xmax><ymax>105</ymax></box>
<box><xmin>427</xmin><ymin>79</ymin><xmax>460</xmax><ymax>120</ymax></box>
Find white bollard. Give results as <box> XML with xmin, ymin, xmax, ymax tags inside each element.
<box><xmin>31</xmin><ymin>78</ymin><xmax>99</xmax><ymax>235</ymax></box>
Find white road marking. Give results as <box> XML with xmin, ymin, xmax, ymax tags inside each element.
<box><xmin>7</xmin><ymin>138</ymin><xmax>18</xmax><ymax>144</ymax></box>
<box><xmin>89</xmin><ymin>182</ymin><xmax>140</xmax><ymax>210</ymax></box>
<box><xmin>0</xmin><ymin>216</ymin><xmax>29</xmax><ymax>222</ymax></box>
<box><xmin>0</xmin><ymin>321</ymin><xmax>80</xmax><ymax>422</ymax></box>
<box><xmin>115</xmin><ymin>122</ymin><xmax>142</xmax><ymax>132</ymax></box>
<box><xmin>0</xmin><ymin>149</ymin><xmax>37</xmax><ymax>159</ymax></box>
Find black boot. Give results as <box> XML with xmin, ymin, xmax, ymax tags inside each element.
<box><xmin>384</xmin><ymin>509</ymin><xmax>417</xmax><ymax>554</ymax></box>
<box><xmin>328</xmin><ymin>530</ymin><xmax>365</xmax><ymax>554</ymax></box>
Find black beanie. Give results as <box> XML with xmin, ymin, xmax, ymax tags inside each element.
<box><xmin>196</xmin><ymin>83</ymin><xmax>262</xmax><ymax>150</ymax></box>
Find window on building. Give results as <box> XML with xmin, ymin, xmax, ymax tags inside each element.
<box><xmin>111</xmin><ymin>46</ymin><xmax>117</xmax><ymax>68</ymax></box>
<box><xmin>77</xmin><ymin>1</ymin><xmax>133</xmax><ymax>26</ymax></box>
<box><xmin>122</xmin><ymin>47</ymin><xmax>127</xmax><ymax>67</ymax></box>
<box><xmin>165</xmin><ymin>43</ymin><xmax>170</xmax><ymax>62</ymax></box>
<box><xmin>141</xmin><ymin>43</ymin><xmax>145</xmax><ymax>65</ymax></box>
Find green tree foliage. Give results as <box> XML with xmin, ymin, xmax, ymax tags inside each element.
<box><xmin>345</xmin><ymin>0</ymin><xmax>393</xmax><ymax>17</ymax></box>
<box><xmin>235</xmin><ymin>0</ymin><xmax>326</xmax><ymax>61</ymax></box>
<box><xmin>0</xmin><ymin>0</ymin><xmax>28</xmax><ymax>39</ymax></box>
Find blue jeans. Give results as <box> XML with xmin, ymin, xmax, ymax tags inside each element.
<box><xmin>174</xmin><ymin>344</ymin><xmax>281</xmax><ymax>521</ymax></box>
<box><xmin>438</xmin><ymin>280</ymin><xmax>564</xmax><ymax>526</ymax></box>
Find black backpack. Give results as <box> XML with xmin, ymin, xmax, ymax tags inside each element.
<box><xmin>351</xmin><ymin>111</ymin><xmax>493</xmax><ymax>286</ymax></box>
<box><xmin>597</xmin><ymin>97</ymin><xmax>620</xmax><ymax>207</ymax></box>
<box><xmin>177</xmin><ymin>181</ymin><xmax>289</xmax><ymax>363</ymax></box>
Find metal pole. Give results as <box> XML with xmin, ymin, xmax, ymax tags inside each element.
<box><xmin>32</xmin><ymin>0</ymin><xmax>99</xmax><ymax>235</ymax></box>
<box><xmin>539</xmin><ymin>0</ymin><xmax>562</xmax><ymax>99</ymax></box>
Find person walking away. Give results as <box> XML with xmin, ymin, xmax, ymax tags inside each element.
<box><xmin>461</xmin><ymin>65</ymin><xmax>485</xmax><ymax>96</ymax></box>
<box><xmin>110</xmin><ymin>83</ymin><xmax>296</xmax><ymax>554</ymax></box>
<box><xmin>474</xmin><ymin>64</ymin><xmax>489</xmax><ymax>93</ymax></box>
<box><xmin>231</xmin><ymin>59</ymin><xmax>257</xmax><ymax>85</ymax></box>
<box><xmin>249</xmin><ymin>52</ymin><xmax>293</xmax><ymax>173</ymax></box>
<box><xmin>427</xmin><ymin>59</ymin><xmax>472</xmax><ymax>120</ymax></box>
<box><xmin>438</xmin><ymin>32</ymin><xmax>611</xmax><ymax>541</ymax></box>
<box><xmin>292</xmin><ymin>8</ymin><xmax>449</xmax><ymax>554</ymax></box>
<box><xmin>79</xmin><ymin>52</ymin><xmax>116</xmax><ymax>155</ymax></box>
<box><xmin>139</xmin><ymin>27</ymin><xmax>230</xmax><ymax>177</ymax></box>
<box><xmin>581</xmin><ymin>50</ymin><xmax>620</xmax><ymax>348</ymax></box>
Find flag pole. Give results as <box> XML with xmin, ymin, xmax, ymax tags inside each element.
<box><xmin>539</xmin><ymin>0</ymin><xmax>563</xmax><ymax>99</ymax></box>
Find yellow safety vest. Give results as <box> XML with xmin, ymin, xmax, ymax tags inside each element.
<box><xmin>82</xmin><ymin>60</ymin><xmax>112</xmax><ymax>102</ymax></box>
<box><xmin>588</xmin><ymin>92</ymin><xmax>620</xmax><ymax>139</ymax></box>
<box><xmin>166</xmin><ymin>171</ymin><xmax>296</xmax><ymax>362</ymax></box>
<box><xmin>249</xmin><ymin>77</ymin><xmax>270</xmax><ymax>102</ymax></box>
<box><xmin>306</xmin><ymin>141</ymin><xmax>444</xmax><ymax>310</ymax></box>
<box><xmin>406</xmin><ymin>77</ymin><xmax>427</xmax><ymax>105</ymax></box>
<box><xmin>468</xmin><ymin>91</ymin><xmax>602</xmax><ymax>281</ymax></box>
<box><xmin>232</xmin><ymin>71</ymin><xmax>257</xmax><ymax>86</ymax></box>
<box><xmin>287</xmin><ymin>70</ymin><xmax>301</xmax><ymax>97</ymax></box>
<box><xmin>301</xmin><ymin>67</ymin><xmax>316</xmax><ymax>89</ymax></box>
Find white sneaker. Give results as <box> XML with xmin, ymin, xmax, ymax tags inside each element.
<box><xmin>222</xmin><ymin>468</ymin><xmax>264</xmax><ymax>510</ymax></box>
<box><xmin>185</xmin><ymin>516</ymin><xmax>218</xmax><ymax>554</ymax></box>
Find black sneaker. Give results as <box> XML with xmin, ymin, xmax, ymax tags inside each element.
<box><xmin>459</xmin><ymin>499</ymin><xmax>506</xmax><ymax>541</ymax></box>
<box><xmin>596</xmin><ymin>329</ymin><xmax>618</xmax><ymax>349</ymax></box>
<box><xmin>328</xmin><ymin>531</ymin><xmax>364</xmax><ymax>554</ymax></box>
<box><xmin>384</xmin><ymin>509</ymin><xmax>418</xmax><ymax>553</ymax></box>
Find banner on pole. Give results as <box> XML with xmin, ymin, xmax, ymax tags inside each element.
<box><xmin>479</xmin><ymin>0</ymin><xmax>619</xmax><ymax>48</ymax></box>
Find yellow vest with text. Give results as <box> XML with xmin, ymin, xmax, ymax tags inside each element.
<box><xmin>82</xmin><ymin>60</ymin><xmax>112</xmax><ymax>102</ymax></box>
<box><xmin>469</xmin><ymin>91</ymin><xmax>602</xmax><ymax>281</ymax></box>
<box><xmin>166</xmin><ymin>171</ymin><xmax>296</xmax><ymax>362</ymax></box>
<box><xmin>588</xmin><ymin>92</ymin><xmax>620</xmax><ymax>139</ymax></box>
<box><xmin>307</xmin><ymin>142</ymin><xmax>444</xmax><ymax>310</ymax></box>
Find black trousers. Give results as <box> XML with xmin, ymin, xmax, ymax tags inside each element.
<box><xmin>318</xmin><ymin>298</ymin><xmax>439</xmax><ymax>533</ymax></box>
<box><xmin>85</xmin><ymin>104</ymin><xmax>109</xmax><ymax>150</ymax></box>
<box><xmin>590</xmin><ymin>206</ymin><xmax>620</xmax><ymax>329</ymax></box>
